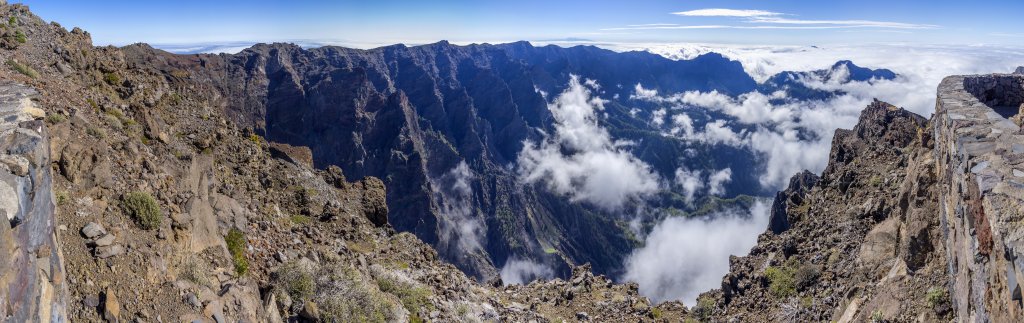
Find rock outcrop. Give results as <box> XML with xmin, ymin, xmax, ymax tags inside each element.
<box><xmin>0</xmin><ymin>83</ymin><xmax>68</xmax><ymax>321</ymax></box>
<box><xmin>698</xmin><ymin>100</ymin><xmax>948</xmax><ymax>322</ymax></box>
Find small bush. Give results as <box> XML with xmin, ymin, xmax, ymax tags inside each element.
<box><xmin>86</xmin><ymin>126</ymin><xmax>106</xmax><ymax>139</ymax></box>
<box><xmin>86</xmin><ymin>98</ymin><xmax>99</xmax><ymax>111</ymax></box>
<box><xmin>14</xmin><ymin>30</ymin><xmax>25</xmax><ymax>43</ymax></box>
<box><xmin>275</xmin><ymin>260</ymin><xmax>315</xmax><ymax>302</ymax></box>
<box><xmin>870</xmin><ymin>309</ymin><xmax>885</xmax><ymax>322</ymax></box>
<box><xmin>650</xmin><ymin>307</ymin><xmax>664</xmax><ymax>319</ymax></box>
<box><xmin>926</xmin><ymin>286</ymin><xmax>948</xmax><ymax>308</ymax></box>
<box><xmin>868</xmin><ymin>175</ymin><xmax>883</xmax><ymax>187</ymax></box>
<box><xmin>376</xmin><ymin>276</ymin><xmax>432</xmax><ymax>319</ymax></box>
<box><xmin>765</xmin><ymin>265</ymin><xmax>797</xmax><ymax>298</ymax></box>
<box><xmin>103</xmin><ymin>73</ymin><xmax>121</xmax><ymax>86</ymax></box>
<box><xmin>180</xmin><ymin>255</ymin><xmax>211</xmax><ymax>287</ymax></box>
<box><xmin>8</xmin><ymin>16</ymin><xmax>15</xmax><ymax>25</ymax></box>
<box><xmin>123</xmin><ymin>191</ymin><xmax>162</xmax><ymax>230</ymax></box>
<box><xmin>226</xmin><ymin>228</ymin><xmax>249</xmax><ymax>275</ymax></box>
<box><xmin>6</xmin><ymin>59</ymin><xmax>38</xmax><ymax>78</ymax></box>
<box><xmin>55</xmin><ymin>191</ymin><xmax>69</xmax><ymax>206</ymax></box>
<box><xmin>46</xmin><ymin>113</ymin><xmax>66</xmax><ymax>124</ymax></box>
<box><xmin>289</xmin><ymin>215</ymin><xmax>312</xmax><ymax>225</ymax></box>
<box><xmin>691</xmin><ymin>296</ymin><xmax>715</xmax><ymax>321</ymax></box>
<box><xmin>103</xmin><ymin>113</ymin><xmax>123</xmax><ymax>129</ymax></box>
<box><xmin>319</xmin><ymin>267</ymin><xmax>396</xmax><ymax>323</ymax></box>
<box><xmin>794</xmin><ymin>264</ymin><xmax>821</xmax><ymax>290</ymax></box>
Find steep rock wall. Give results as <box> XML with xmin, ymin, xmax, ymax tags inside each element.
<box><xmin>934</xmin><ymin>74</ymin><xmax>1024</xmax><ymax>322</ymax></box>
<box><xmin>0</xmin><ymin>83</ymin><xmax>68</xmax><ymax>321</ymax></box>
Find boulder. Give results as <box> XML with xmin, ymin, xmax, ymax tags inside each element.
<box><xmin>93</xmin><ymin>234</ymin><xmax>115</xmax><ymax>247</ymax></box>
<box><xmin>104</xmin><ymin>288</ymin><xmax>120</xmax><ymax>322</ymax></box>
<box><xmin>95</xmin><ymin>245</ymin><xmax>124</xmax><ymax>258</ymax></box>
<box><xmin>357</xmin><ymin>177</ymin><xmax>389</xmax><ymax>227</ymax></box>
<box><xmin>81</xmin><ymin>222</ymin><xmax>106</xmax><ymax>239</ymax></box>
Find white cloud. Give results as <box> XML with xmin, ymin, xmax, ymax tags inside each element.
<box><xmin>623</xmin><ymin>201</ymin><xmax>770</xmax><ymax>305</ymax></box>
<box><xmin>517</xmin><ymin>76</ymin><xmax>661</xmax><ymax>210</ymax></box>
<box><xmin>707</xmin><ymin>168</ymin><xmax>732</xmax><ymax>196</ymax></box>
<box><xmin>619</xmin><ymin>43</ymin><xmax>1024</xmax><ymax>189</ymax></box>
<box><xmin>672</xmin><ymin>9</ymin><xmax>781</xmax><ymax>17</ymax></box>
<box><xmin>650</xmin><ymin>108</ymin><xmax>667</xmax><ymax>127</ymax></box>
<box><xmin>669</xmin><ymin>113</ymin><xmax>695</xmax><ymax>137</ymax></box>
<box><xmin>611</xmin><ymin>9</ymin><xmax>937</xmax><ymax>32</ymax></box>
<box><xmin>674</xmin><ymin>168</ymin><xmax>703</xmax><ymax>201</ymax></box>
<box><xmin>433</xmin><ymin>161</ymin><xmax>487</xmax><ymax>255</ymax></box>
<box><xmin>748</xmin><ymin>17</ymin><xmax>938</xmax><ymax>29</ymax></box>
<box><xmin>500</xmin><ymin>257</ymin><xmax>554</xmax><ymax>286</ymax></box>
<box><xmin>631</xmin><ymin>83</ymin><xmax>659</xmax><ymax>100</ymax></box>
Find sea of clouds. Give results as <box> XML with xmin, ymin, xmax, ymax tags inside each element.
<box><xmin>610</xmin><ymin>43</ymin><xmax>1024</xmax><ymax>305</ymax></box>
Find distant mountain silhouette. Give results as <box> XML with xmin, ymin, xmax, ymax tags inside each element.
<box><xmin>761</xmin><ymin>60</ymin><xmax>898</xmax><ymax>101</ymax></box>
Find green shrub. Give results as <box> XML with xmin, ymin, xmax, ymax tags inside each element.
<box><xmin>55</xmin><ymin>191</ymin><xmax>69</xmax><ymax>205</ymax></box>
<box><xmin>226</xmin><ymin>228</ymin><xmax>249</xmax><ymax>275</ymax></box>
<box><xmin>868</xmin><ymin>175</ymin><xmax>882</xmax><ymax>187</ymax></box>
<box><xmin>103</xmin><ymin>72</ymin><xmax>121</xmax><ymax>86</ymax></box>
<box><xmin>650</xmin><ymin>307</ymin><xmax>664</xmax><ymax>319</ymax></box>
<box><xmin>6</xmin><ymin>59</ymin><xmax>38</xmax><ymax>78</ymax></box>
<box><xmin>123</xmin><ymin>191</ymin><xmax>162</xmax><ymax>230</ymax></box>
<box><xmin>376</xmin><ymin>276</ymin><xmax>432</xmax><ymax>319</ymax></box>
<box><xmin>180</xmin><ymin>255</ymin><xmax>211</xmax><ymax>287</ymax></box>
<box><xmin>794</xmin><ymin>264</ymin><xmax>821</xmax><ymax>290</ymax></box>
<box><xmin>275</xmin><ymin>260</ymin><xmax>315</xmax><ymax>303</ymax></box>
<box><xmin>870</xmin><ymin>309</ymin><xmax>885</xmax><ymax>322</ymax></box>
<box><xmin>289</xmin><ymin>214</ymin><xmax>312</xmax><ymax>225</ymax></box>
<box><xmin>315</xmin><ymin>267</ymin><xmax>396</xmax><ymax>323</ymax></box>
<box><xmin>14</xmin><ymin>30</ymin><xmax>24</xmax><ymax>43</ymax></box>
<box><xmin>8</xmin><ymin>16</ymin><xmax>15</xmax><ymax>25</ymax></box>
<box><xmin>689</xmin><ymin>296</ymin><xmax>716</xmax><ymax>321</ymax></box>
<box><xmin>926</xmin><ymin>286</ymin><xmax>948</xmax><ymax>308</ymax></box>
<box><xmin>86</xmin><ymin>126</ymin><xmax>106</xmax><ymax>139</ymax></box>
<box><xmin>86</xmin><ymin>98</ymin><xmax>99</xmax><ymax>111</ymax></box>
<box><xmin>765</xmin><ymin>265</ymin><xmax>797</xmax><ymax>298</ymax></box>
<box><xmin>45</xmin><ymin>113</ymin><xmax>66</xmax><ymax>124</ymax></box>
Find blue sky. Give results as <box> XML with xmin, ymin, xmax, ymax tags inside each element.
<box><xmin>18</xmin><ymin>0</ymin><xmax>1024</xmax><ymax>48</ymax></box>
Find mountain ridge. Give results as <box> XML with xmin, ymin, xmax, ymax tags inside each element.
<box><xmin>5</xmin><ymin>3</ymin><xmax>1019</xmax><ymax>321</ymax></box>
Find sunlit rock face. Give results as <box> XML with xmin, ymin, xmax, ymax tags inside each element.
<box><xmin>0</xmin><ymin>83</ymin><xmax>68</xmax><ymax>322</ymax></box>
<box><xmin>128</xmin><ymin>41</ymin><xmax>763</xmax><ymax>280</ymax></box>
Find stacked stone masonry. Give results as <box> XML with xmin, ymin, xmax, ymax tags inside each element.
<box><xmin>0</xmin><ymin>82</ymin><xmax>68</xmax><ymax>321</ymax></box>
<box><xmin>935</xmin><ymin>74</ymin><xmax>1024</xmax><ymax>322</ymax></box>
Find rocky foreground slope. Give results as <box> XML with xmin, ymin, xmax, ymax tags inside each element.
<box><xmin>2</xmin><ymin>1</ymin><xmax>1024</xmax><ymax>322</ymax></box>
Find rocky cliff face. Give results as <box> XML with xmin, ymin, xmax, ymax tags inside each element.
<box><xmin>0</xmin><ymin>82</ymin><xmax>68</xmax><ymax>322</ymax></box>
<box><xmin>694</xmin><ymin>100</ymin><xmax>951</xmax><ymax>322</ymax></box>
<box><xmin>114</xmin><ymin>38</ymin><xmax>766</xmax><ymax>280</ymax></box>
<box><xmin>0</xmin><ymin>3</ymin><xmax>691</xmax><ymax>322</ymax></box>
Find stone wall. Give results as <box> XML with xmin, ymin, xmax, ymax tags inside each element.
<box><xmin>0</xmin><ymin>83</ymin><xmax>68</xmax><ymax>321</ymax></box>
<box><xmin>934</xmin><ymin>74</ymin><xmax>1024</xmax><ymax>322</ymax></box>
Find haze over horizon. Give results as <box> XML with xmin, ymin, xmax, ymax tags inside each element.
<box><xmin>18</xmin><ymin>0</ymin><xmax>1024</xmax><ymax>50</ymax></box>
